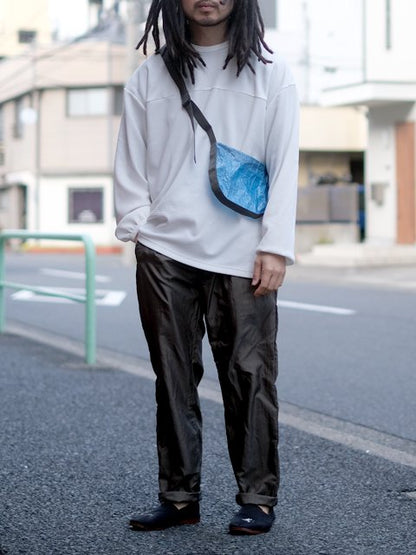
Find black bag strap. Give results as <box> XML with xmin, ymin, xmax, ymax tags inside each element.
<box><xmin>160</xmin><ymin>47</ymin><xmax>217</xmax><ymax>146</ymax></box>
<box><xmin>160</xmin><ymin>46</ymin><xmax>263</xmax><ymax>219</ymax></box>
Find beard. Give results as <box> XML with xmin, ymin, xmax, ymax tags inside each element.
<box><xmin>187</xmin><ymin>12</ymin><xmax>231</xmax><ymax>27</ymax></box>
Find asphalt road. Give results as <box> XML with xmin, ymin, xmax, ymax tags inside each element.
<box><xmin>2</xmin><ymin>251</ymin><xmax>416</xmax><ymax>443</ymax></box>
<box><xmin>1</xmin><ymin>332</ymin><xmax>416</xmax><ymax>555</ymax></box>
<box><xmin>1</xmin><ymin>251</ymin><xmax>416</xmax><ymax>554</ymax></box>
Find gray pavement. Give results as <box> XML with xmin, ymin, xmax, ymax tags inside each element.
<box><xmin>1</xmin><ymin>333</ymin><xmax>416</xmax><ymax>555</ymax></box>
<box><xmin>289</xmin><ymin>262</ymin><xmax>416</xmax><ymax>291</ymax></box>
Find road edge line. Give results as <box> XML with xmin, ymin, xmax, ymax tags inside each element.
<box><xmin>6</xmin><ymin>321</ymin><xmax>416</xmax><ymax>471</ymax></box>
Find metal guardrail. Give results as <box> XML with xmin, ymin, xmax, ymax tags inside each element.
<box><xmin>0</xmin><ymin>231</ymin><xmax>96</xmax><ymax>365</ymax></box>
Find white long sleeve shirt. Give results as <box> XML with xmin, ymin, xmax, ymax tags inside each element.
<box><xmin>114</xmin><ymin>42</ymin><xmax>299</xmax><ymax>278</ymax></box>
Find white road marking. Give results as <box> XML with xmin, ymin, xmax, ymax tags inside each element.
<box><xmin>11</xmin><ymin>288</ymin><xmax>126</xmax><ymax>306</ymax></box>
<box><xmin>40</xmin><ymin>268</ymin><xmax>111</xmax><ymax>283</ymax></box>
<box><xmin>98</xmin><ymin>291</ymin><xmax>127</xmax><ymax>306</ymax></box>
<box><xmin>279</xmin><ymin>300</ymin><xmax>356</xmax><ymax>316</ymax></box>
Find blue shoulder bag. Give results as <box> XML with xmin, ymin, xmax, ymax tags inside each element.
<box><xmin>161</xmin><ymin>48</ymin><xmax>269</xmax><ymax>219</ymax></box>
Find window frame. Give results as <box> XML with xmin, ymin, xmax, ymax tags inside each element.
<box><xmin>68</xmin><ymin>187</ymin><xmax>104</xmax><ymax>224</ymax></box>
<box><xmin>18</xmin><ymin>29</ymin><xmax>37</xmax><ymax>44</ymax></box>
<box><xmin>66</xmin><ymin>87</ymin><xmax>109</xmax><ymax>118</ymax></box>
<box><xmin>113</xmin><ymin>86</ymin><xmax>124</xmax><ymax>116</ymax></box>
<box><xmin>14</xmin><ymin>97</ymin><xmax>24</xmax><ymax>139</ymax></box>
<box><xmin>0</xmin><ymin>103</ymin><xmax>4</xmax><ymax>142</ymax></box>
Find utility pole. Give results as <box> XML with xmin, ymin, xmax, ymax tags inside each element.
<box><xmin>301</xmin><ymin>0</ymin><xmax>311</xmax><ymax>105</ymax></box>
<box><xmin>121</xmin><ymin>0</ymin><xmax>148</xmax><ymax>265</ymax></box>
<box><xmin>362</xmin><ymin>0</ymin><xmax>367</xmax><ymax>82</ymax></box>
<box><xmin>126</xmin><ymin>0</ymin><xmax>146</xmax><ymax>77</ymax></box>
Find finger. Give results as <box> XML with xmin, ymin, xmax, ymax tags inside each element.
<box><xmin>252</xmin><ymin>257</ymin><xmax>262</xmax><ymax>286</ymax></box>
<box><xmin>254</xmin><ymin>272</ymin><xmax>284</xmax><ymax>296</ymax></box>
<box><xmin>253</xmin><ymin>278</ymin><xmax>273</xmax><ymax>296</ymax></box>
<box><xmin>260</xmin><ymin>268</ymin><xmax>274</xmax><ymax>290</ymax></box>
<box><xmin>253</xmin><ymin>284</ymin><xmax>268</xmax><ymax>297</ymax></box>
<box><xmin>268</xmin><ymin>270</ymin><xmax>285</xmax><ymax>290</ymax></box>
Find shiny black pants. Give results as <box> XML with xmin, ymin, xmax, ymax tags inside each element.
<box><xmin>135</xmin><ymin>243</ymin><xmax>279</xmax><ymax>507</ymax></box>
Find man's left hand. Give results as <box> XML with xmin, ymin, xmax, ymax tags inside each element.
<box><xmin>251</xmin><ymin>252</ymin><xmax>287</xmax><ymax>297</ymax></box>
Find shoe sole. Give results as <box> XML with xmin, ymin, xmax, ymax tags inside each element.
<box><xmin>229</xmin><ymin>526</ymin><xmax>270</xmax><ymax>535</ymax></box>
<box><xmin>130</xmin><ymin>517</ymin><xmax>200</xmax><ymax>531</ymax></box>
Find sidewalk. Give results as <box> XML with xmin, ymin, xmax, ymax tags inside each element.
<box><xmin>1</xmin><ymin>333</ymin><xmax>415</xmax><ymax>555</ymax></box>
<box><xmin>297</xmin><ymin>244</ymin><xmax>416</xmax><ymax>268</ymax></box>
<box><xmin>288</xmin><ymin>260</ymin><xmax>416</xmax><ymax>291</ymax></box>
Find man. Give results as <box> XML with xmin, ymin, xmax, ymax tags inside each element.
<box><xmin>114</xmin><ymin>0</ymin><xmax>299</xmax><ymax>536</ymax></box>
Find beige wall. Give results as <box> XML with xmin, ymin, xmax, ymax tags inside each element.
<box><xmin>1</xmin><ymin>95</ymin><xmax>36</xmax><ymax>173</ymax></box>
<box><xmin>0</xmin><ymin>41</ymin><xmax>128</xmax><ymax>176</ymax></box>
<box><xmin>0</xmin><ymin>185</ymin><xmax>26</xmax><ymax>230</ymax></box>
<box><xmin>0</xmin><ymin>87</ymin><xmax>121</xmax><ymax>175</ymax></box>
<box><xmin>40</xmin><ymin>89</ymin><xmax>120</xmax><ymax>173</ymax></box>
<box><xmin>0</xmin><ymin>0</ymin><xmax>51</xmax><ymax>58</ymax></box>
<box><xmin>298</xmin><ymin>105</ymin><xmax>366</xmax><ymax>189</ymax></box>
<box><xmin>300</xmin><ymin>106</ymin><xmax>367</xmax><ymax>152</ymax></box>
<box><xmin>0</xmin><ymin>42</ymin><xmax>128</xmax><ymax>103</ymax></box>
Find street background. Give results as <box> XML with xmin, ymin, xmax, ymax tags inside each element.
<box><xmin>0</xmin><ymin>252</ymin><xmax>415</xmax><ymax>554</ymax></box>
<box><xmin>1</xmin><ymin>1</ymin><xmax>416</xmax><ymax>552</ymax></box>
<box><xmin>3</xmin><ymin>251</ymin><xmax>416</xmax><ymax>441</ymax></box>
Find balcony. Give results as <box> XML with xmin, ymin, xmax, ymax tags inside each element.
<box><xmin>321</xmin><ymin>80</ymin><xmax>416</xmax><ymax>108</ymax></box>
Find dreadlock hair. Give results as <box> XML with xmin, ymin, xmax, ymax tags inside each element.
<box><xmin>136</xmin><ymin>0</ymin><xmax>273</xmax><ymax>83</ymax></box>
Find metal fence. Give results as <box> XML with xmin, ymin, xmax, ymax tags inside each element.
<box><xmin>0</xmin><ymin>231</ymin><xmax>96</xmax><ymax>365</ymax></box>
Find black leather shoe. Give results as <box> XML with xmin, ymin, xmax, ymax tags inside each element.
<box><xmin>129</xmin><ymin>502</ymin><xmax>200</xmax><ymax>531</ymax></box>
<box><xmin>229</xmin><ymin>504</ymin><xmax>275</xmax><ymax>535</ymax></box>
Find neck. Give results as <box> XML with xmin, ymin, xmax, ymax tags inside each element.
<box><xmin>189</xmin><ymin>22</ymin><xmax>228</xmax><ymax>46</ymax></box>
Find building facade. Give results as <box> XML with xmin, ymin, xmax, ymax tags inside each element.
<box><xmin>323</xmin><ymin>0</ymin><xmax>416</xmax><ymax>246</ymax></box>
<box><xmin>0</xmin><ymin>40</ymin><xmax>129</xmax><ymax>248</ymax></box>
<box><xmin>0</xmin><ymin>0</ymin><xmax>52</xmax><ymax>59</ymax></box>
<box><xmin>0</xmin><ymin>1</ymin><xmax>368</xmax><ymax>251</ymax></box>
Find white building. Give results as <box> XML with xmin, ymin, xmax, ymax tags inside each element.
<box><xmin>264</xmin><ymin>0</ymin><xmax>363</xmax><ymax>105</ymax></box>
<box><xmin>323</xmin><ymin>0</ymin><xmax>416</xmax><ymax>246</ymax></box>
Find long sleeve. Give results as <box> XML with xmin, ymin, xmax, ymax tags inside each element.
<box><xmin>114</xmin><ymin>87</ymin><xmax>151</xmax><ymax>242</ymax></box>
<box><xmin>113</xmin><ymin>49</ymin><xmax>299</xmax><ymax>278</ymax></box>
<box><xmin>257</xmin><ymin>82</ymin><xmax>300</xmax><ymax>264</ymax></box>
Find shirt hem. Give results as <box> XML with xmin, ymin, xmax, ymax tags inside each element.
<box><xmin>138</xmin><ymin>238</ymin><xmax>253</xmax><ymax>279</ymax></box>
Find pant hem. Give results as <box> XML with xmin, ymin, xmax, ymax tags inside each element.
<box><xmin>159</xmin><ymin>491</ymin><xmax>200</xmax><ymax>504</ymax></box>
<box><xmin>236</xmin><ymin>493</ymin><xmax>278</xmax><ymax>507</ymax></box>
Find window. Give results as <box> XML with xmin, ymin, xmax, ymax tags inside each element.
<box><xmin>0</xmin><ymin>104</ymin><xmax>4</xmax><ymax>142</ymax></box>
<box><xmin>0</xmin><ymin>104</ymin><xmax>4</xmax><ymax>164</ymax></box>
<box><xmin>67</xmin><ymin>88</ymin><xmax>108</xmax><ymax>117</ymax></box>
<box><xmin>0</xmin><ymin>190</ymin><xmax>8</xmax><ymax>210</ymax></box>
<box><xmin>68</xmin><ymin>188</ymin><xmax>104</xmax><ymax>223</ymax></box>
<box><xmin>18</xmin><ymin>29</ymin><xmax>37</xmax><ymax>44</ymax></box>
<box><xmin>14</xmin><ymin>97</ymin><xmax>24</xmax><ymax>138</ymax></box>
<box><xmin>258</xmin><ymin>0</ymin><xmax>277</xmax><ymax>29</ymax></box>
<box><xmin>113</xmin><ymin>86</ymin><xmax>124</xmax><ymax>115</ymax></box>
